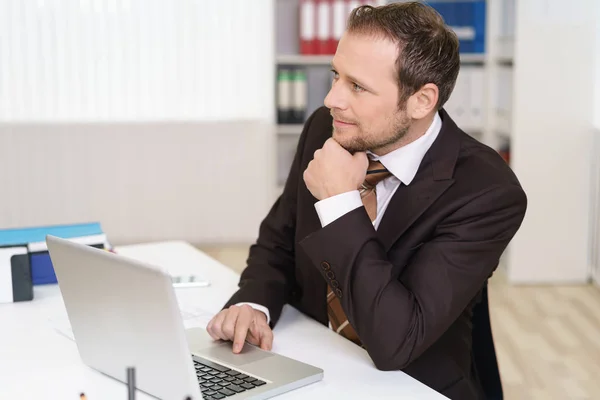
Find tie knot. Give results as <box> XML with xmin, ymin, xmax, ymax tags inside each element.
<box><xmin>360</xmin><ymin>160</ymin><xmax>392</xmax><ymax>195</ymax></box>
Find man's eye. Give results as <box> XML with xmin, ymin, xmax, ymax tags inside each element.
<box><xmin>353</xmin><ymin>83</ymin><xmax>365</xmax><ymax>92</ymax></box>
<box><xmin>330</xmin><ymin>69</ymin><xmax>339</xmax><ymax>79</ymax></box>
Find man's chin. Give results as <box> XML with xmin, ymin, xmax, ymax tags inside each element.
<box><xmin>334</xmin><ymin>137</ymin><xmax>369</xmax><ymax>154</ymax></box>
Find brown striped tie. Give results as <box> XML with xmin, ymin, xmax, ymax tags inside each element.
<box><xmin>326</xmin><ymin>159</ymin><xmax>391</xmax><ymax>346</ymax></box>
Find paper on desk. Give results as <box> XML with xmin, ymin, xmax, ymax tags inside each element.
<box><xmin>49</xmin><ymin>306</ymin><xmax>215</xmax><ymax>342</ymax></box>
<box><xmin>179</xmin><ymin>304</ymin><xmax>215</xmax><ymax>329</ymax></box>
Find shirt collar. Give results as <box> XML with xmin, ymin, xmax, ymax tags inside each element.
<box><xmin>367</xmin><ymin>111</ymin><xmax>442</xmax><ymax>185</ymax></box>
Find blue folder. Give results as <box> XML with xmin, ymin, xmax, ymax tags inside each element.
<box><xmin>0</xmin><ymin>222</ymin><xmax>108</xmax><ymax>285</ymax></box>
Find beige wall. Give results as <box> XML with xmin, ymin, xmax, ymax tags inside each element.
<box><xmin>0</xmin><ymin>121</ymin><xmax>276</xmax><ymax>246</ymax></box>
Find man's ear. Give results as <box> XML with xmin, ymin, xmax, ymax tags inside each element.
<box><xmin>406</xmin><ymin>83</ymin><xmax>439</xmax><ymax>119</ymax></box>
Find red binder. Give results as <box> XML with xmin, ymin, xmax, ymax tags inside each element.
<box><xmin>330</xmin><ymin>0</ymin><xmax>347</xmax><ymax>54</ymax></box>
<box><xmin>300</xmin><ymin>0</ymin><xmax>317</xmax><ymax>54</ymax></box>
<box><xmin>316</xmin><ymin>0</ymin><xmax>331</xmax><ymax>54</ymax></box>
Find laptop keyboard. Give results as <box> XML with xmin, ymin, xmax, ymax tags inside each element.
<box><xmin>193</xmin><ymin>356</ymin><xmax>267</xmax><ymax>399</ymax></box>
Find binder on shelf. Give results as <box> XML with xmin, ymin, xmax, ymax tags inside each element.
<box><xmin>292</xmin><ymin>69</ymin><xmax>308</xmax><ymax>124</ymax></box>
<box><xmin>316</xmin><ymin>0</ymin><xmax>331</xmax><ymax>54</ymax></box>
<box><xmin>300</xmin><ymin>0</ymin><xmax>317</xmax><ymax>54</ymax></box>
<box><xmin>469</xmin><ymin>66</ymin><xmax>485</xmax><ymax>130</ymax></box>
<box><xmin>277</xmin><ymin>68</ymin><xmax>293</xmax><ymax>124</ymax></box>
<box><xmin>277</xmin><ymin>67</ymin><xmax>308</xmax><ymax>125</ymax></box>
<box><xmin>300</xmin><ymin>0</ymin><xmax>365</xmax><ymax>55</ymax></box>
<box><xmin>331</xmin><ymin>0</ymin><xmax>347</xmax><ymax>54</ymax></box>
<box><xmin>444</xmin><ymin>65</ymin><xmax>472</xmax><ymax>132</ymax></box>
<box><xmin>0</xmin><ymin>222</ymin><xmax>111</xmax><ymax>286</ymax></box>
<box><xmin>427</xmin><ymin>0</ymin><xmax>486</xmax><ymax>54</ymax></box>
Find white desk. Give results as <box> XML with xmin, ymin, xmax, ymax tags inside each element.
<box><xmin>0</xmin><ymin>241</ymin><xmax>448</xmax><ymax>400</ymax></box>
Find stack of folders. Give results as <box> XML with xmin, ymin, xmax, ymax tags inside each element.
<box><xmin>443</xmin><ymin>65</ymin><xmax>485</xmax><ymax>133</ymax></box>
<box><xmin>298</xmin><ymin>1</ymin><xmax>485</xmax><ymax>55</ymax></box>
<box><xmin>277</xmin><ymin>67</ymin><xmax>308</xmax><ymax>125</ymax></box>
<box><xmin>0</xmin><ymin>222</ymin><xmax>111</xmax><ymax>304</ymax></box>
<box><xmin>299</xmin><ymin>1</ymin><xmax>385</xmax><ymax>55</ymax></box>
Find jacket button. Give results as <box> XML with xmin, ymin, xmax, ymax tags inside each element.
<box><xmin>321</xmin><ymin>261</ymin><xmax>331</xmax><ymax>271</ymax></box>
<box><xmin>335</xmin><ymin>288</ymin><xmax>342</xmax><ymax>298</ymax></box>
<box><xmin>331</xmin><ymin>279</ymin><xmax>339</xmax><ymax>289</ymax></box>
<box><xmin>326</xmin><ymin>271</ymin><xmax>335</xmax><ymax>280</ymax></box>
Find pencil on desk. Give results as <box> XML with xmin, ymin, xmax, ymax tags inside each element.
<box><xmin>127</xmin><ymin>367</ymin><xmax>136</xmax><ymax>400</ymax></box>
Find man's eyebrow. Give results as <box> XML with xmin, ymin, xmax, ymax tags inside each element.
<box><xmin>330</xmin><ymin>62</ymin><xmax>378</xmax><ymax>94</ymax></box>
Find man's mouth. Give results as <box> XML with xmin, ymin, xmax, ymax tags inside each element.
<box><xmin>332</xmin><ymin>117</ymin><xmax>356</xmax><ymax>127</ymax></box>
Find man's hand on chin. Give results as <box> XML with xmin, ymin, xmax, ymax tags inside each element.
<box><xmin>303</xmin><ymin>138</ymin><xmax>368</xmax><ymax>201</ymax></box>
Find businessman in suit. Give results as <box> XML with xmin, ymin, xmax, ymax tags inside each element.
<box><xmin>207</xmin><ymin>2</ymin><xmax>527</xmax><ymax>399</ymax></box>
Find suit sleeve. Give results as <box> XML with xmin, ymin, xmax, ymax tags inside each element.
<box><xmin>222</xmin><ymin>110</ymin><xmax>318</xmax><ymax>328</ymax></box>
<box><xmin>298</xmin><ymin>183</ymin><xmax>527</xmax><ymax>370</ymax></box>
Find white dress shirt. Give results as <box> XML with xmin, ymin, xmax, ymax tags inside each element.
<box><xmin>239</xmin><ymin>112</ymin><xmax>443</xmax><ymax>324</ymax></box>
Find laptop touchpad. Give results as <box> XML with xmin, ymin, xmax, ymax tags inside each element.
<box><xmin>199</xmin><ymin>342</ymin><xmax>274</xmax><ymax>367</ymax></box>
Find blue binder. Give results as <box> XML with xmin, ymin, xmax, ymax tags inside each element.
<box><xmin>0</xmin><ymin>223</ymin><xmax>109</xmax><ymax>285</ymax></box>
<box><xmin>427</xmin><ymin>0</ymin><xmax>486</xmax><ymax>54</ymax></box>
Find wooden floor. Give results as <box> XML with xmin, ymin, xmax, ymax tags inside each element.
<box><xmin>199</xmin><ymin>244</ymin><xmax>600</xmax><ymax>400</ymax></box>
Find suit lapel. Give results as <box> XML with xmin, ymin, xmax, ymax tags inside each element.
<box><xmin>377</xmin><ymin>109</ymin><xmax>462</xmax><ymax>252</ymax></box>
<box><xmin>377</xmin><ymin>162</ymin><xmax>454</xmax><ymax>251</ymax></box>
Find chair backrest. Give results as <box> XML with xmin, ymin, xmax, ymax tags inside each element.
<box><xmin>471</xmin><ymin>282</ymin><xmax>504</xmax><ymax>400</ymax></box>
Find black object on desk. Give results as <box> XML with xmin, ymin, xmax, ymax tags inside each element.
<box><xmin>0</xmin><ymin>246</ymin><xmax>33</xmax><ymax>303</ymax></box>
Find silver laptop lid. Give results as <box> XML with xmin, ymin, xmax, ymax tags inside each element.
<box><xmin>46</xmin><ymin>235</ymin><xmax>201</xmax><ymax>400</ymax></box>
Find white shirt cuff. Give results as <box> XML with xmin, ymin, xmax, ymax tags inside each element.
<box><xmin>236</xmin><ymin>302</ymin><xmax>271</xmax><ymax>325</ymax></box>
<box><xmin>314</xmin><ymin>190</ymin><xmax>363</xmax><ymax>227</ymax></box>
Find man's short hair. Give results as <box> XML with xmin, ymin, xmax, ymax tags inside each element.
<box><xmin>347</xmin><ymin>2</ymin><xmax>461</xmax><ymax>110</ymax></box>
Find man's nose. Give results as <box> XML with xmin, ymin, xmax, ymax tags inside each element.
<box><xmin>324</xmin><ymin>82</ymin><xmax>348</xmax><ymax>110</ymax></box>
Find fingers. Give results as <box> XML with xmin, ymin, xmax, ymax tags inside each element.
<box><xmin>353</xmin><ymin>151</ymin><xmax>369</xmax><ymax>173</ymax></box>
<box><xmin>232</xmin><ymin>306</ymin><xmax>254</xmax><ymax>353</ymax></box>
<box><xmin>206</xmin><ymin>306</ymin><xmax>274</xmax><ymax>354</ymax></box>
<box><xmin>249</xmin><ymin>317</ymin><xmax>273</xmax><ymax>352</ymax></box>
<box><xmin>246</xmin><ymin>321</ymin><xmax>262</xmax><ymax>347</ymax></box>
<box><xmin>259</xmin><ymin>326</ymin><xmax>274</xmax><ymax>351</ymax></box>
<box><xmin>221</xmin><ymin>306</ymin><xmax>240</xmax><ymax>342</ymax></box>
<box><xmin>353</xmin><ymin>150</ymin><xmax>368</xmax><ymax>163</ymax></box>
<box><xmin>206</xmin><ymin>305</ymin><xmax>241</xmax><ymax>342</ymax></box>
<box><xmin>206</xmin><ymin>310</ymin><xmax>227</xmax><ymax>341</ymax></box>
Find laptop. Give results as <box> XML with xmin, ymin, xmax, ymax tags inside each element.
<box><xmin>46</xmin><ymin>235</ymin><xmax>323</xmax><ymax>400</ymax></box>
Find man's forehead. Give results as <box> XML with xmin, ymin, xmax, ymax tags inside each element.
<box><xmin>333</xmin><ymin>33</ymin><xmax>398</xmax><ymax>82</ymax></box>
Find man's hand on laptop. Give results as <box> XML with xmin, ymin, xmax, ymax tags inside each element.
<box><xmin>206</xmin><ymin>304</ymin><xmax>273</xmax><ymax>354</ymax></box>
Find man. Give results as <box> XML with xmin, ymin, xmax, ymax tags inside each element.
<box><xmin>207</xmin><ymin>2</ymin><xmax>527</xmax><ymax>399</ymax></box>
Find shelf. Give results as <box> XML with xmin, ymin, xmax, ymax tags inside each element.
<box><xmin>277</xmin><ymin>124</ymin><xmax>304</xmax><ymax>135</ymax></box>
<box><xmin>459</xmin><ymin>53</ymin><xmax>486</xmax><ymax>63</ymax></box>
<box><xmin>495</xmin><ymin>56</ymin><xmax>514</xmax><ymax>65</ymax></box>
<box><xmin>276</xmin><ymin>54</ymin><xmax>333</xmax><ymax>65</ymax></box>
<box><xmin>277</xmin><ymin>53</ymin><xmax>485</xmax><ymax>65</ymax></box>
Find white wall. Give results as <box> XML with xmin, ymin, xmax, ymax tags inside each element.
<box><xmin>592</xmin><ymin>3</ymin><xmax>600</xmax><ymax>287</ymax></box>
<box><xmin>507</xmin><ymin>0</ymin><xmax>597</xmax><ymax>283</ymax></box>
<box><xmin>0</xmin><ymin>0</ymin><xmax>276</xmax><ymax>245</ymax></box>
<box><xmin>595</xmin><ymin>2</ymin><xmax>600</xmax><ymax>129</ymax></box>
<box><xmin>0</xmin><ymin>0</ymin><xmax>274</xmax><ymax>122</ymax></box>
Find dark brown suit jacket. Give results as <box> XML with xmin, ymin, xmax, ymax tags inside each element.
<box><xmin>224</xmin><ymin>106</ymin><xmax>527</xmax><ymax>399</ymax></box>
